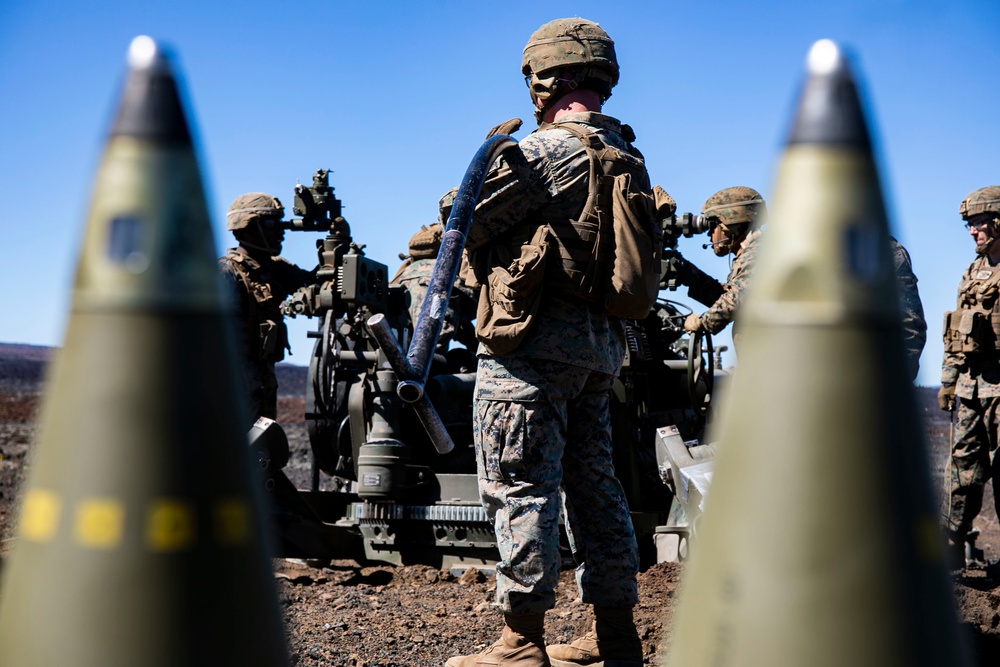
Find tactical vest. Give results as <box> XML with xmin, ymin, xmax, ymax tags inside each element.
<box><xmin>542</xmin><ymin>122</ymin><xmax>661</xmax><ymax>319</ymax></box>
<box><xmin>224</xmin><ymin>251</ymin><xmax>289</xmax><ymax>364</ymax></box>
<box><xmin>944</xmin><ymin>257</ymin><xmax>1000</xmax><ymax>354</ymax></box>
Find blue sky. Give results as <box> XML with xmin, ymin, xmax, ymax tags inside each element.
<box><xmin>1</xmin><ymin>1</ymin><xmax>997</xmax><ymax>387</ymax></box>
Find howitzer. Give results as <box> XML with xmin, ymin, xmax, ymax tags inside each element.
<box><xmin>258</xmin><ymin>145</ymin><xmax>728</xmax><ymax>570</ymax></box>
<box><xmin>660</xmin><ymin>211</ymin><xmax>726</xmax><ymax>307</ymax></box>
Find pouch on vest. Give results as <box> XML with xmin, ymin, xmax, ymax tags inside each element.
<box><xmin>605</xmin><ymin>172</ymin><xmax>661</xmax><ymax>319</ymax></box>
<box><xmin>476</xmin><ymin>225</ymin><xmax>551</xmax><ymax>355</ymax></box>
<box><xmin>260</xmin><ymin>319</ymin><xmax>287</xmax><ymax>362</ymax></box>
<box><xmin>944</xmin><ymin>309</ymin><xmax>995</xmax><ymax>353</ymax></box>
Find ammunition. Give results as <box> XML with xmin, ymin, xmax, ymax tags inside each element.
<box><xmin>665</xmin><ymin>40</ymin><xmax>969</xmax><ymax>666</ymax></box>
<box><xmin>0</xmin><ymin>36</ymin><xmax>289</xmax><ymax>666</ymax></box>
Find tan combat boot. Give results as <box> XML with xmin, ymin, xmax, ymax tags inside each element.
<box><xmin>445</xmin><ymin>613</ymin><xmax>550</xmax><ymax>667</ymax></box>
<box><xmin>546</xmin><ymin>606</ymin><xmax>642</xmax><ymax>667</ymax></box>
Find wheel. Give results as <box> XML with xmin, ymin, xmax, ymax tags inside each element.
<box><xmin>307</xmin><ymin>311</ymin><xmax>354</xmax><ymax>480</ymax></box>
<box><xmin>686</xmin><ymin>329</ymin><xmax>714</xmax><ymax>416</ymax></box>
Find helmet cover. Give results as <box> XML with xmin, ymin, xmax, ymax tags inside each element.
<box><xmin>226</xmin><ymin>192</ymin><xmax>284</xmax><ymax>231</ymax></box>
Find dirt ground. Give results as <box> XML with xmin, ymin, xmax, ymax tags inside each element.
<box><xmin>1</xmin><ymin>389</ymin><xmax>999</xmax><ymax>666</ymax></box>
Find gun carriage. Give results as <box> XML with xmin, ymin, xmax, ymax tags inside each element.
<box><xmin>255</xmin><ymin>141</ymin><xmax>725</xmax><ymax>572</ymax></box>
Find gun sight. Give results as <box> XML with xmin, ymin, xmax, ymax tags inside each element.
<box><xmin>662</xmin><ymin>212</ymin><xmax>711</xmax><ymax>249</ymax></box>
<box><xmin>284</xmin><ymin>168</ymin><xmax>344</xmax><ymax>232</ymax></box>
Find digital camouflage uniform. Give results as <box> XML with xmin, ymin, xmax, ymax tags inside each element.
<box><xmin>391</xmin><ymin>224</ymin><xmax>477</xmax><ymax>351</ymax></box>
<box><xmin>695</xmin><ymin>227</ymin><xmax>762</xmax><ymax>335</ymax></box>
<box><xmin>467</xmin><ymin>111</ymin><xmax>640</xmax><ymax>616</ymax></box>
<box><xmin>941</xmin><ymin>252</ymin><xmax>1000</xmax><ymax>541</ymax></box>
<box><xmin>219</xmin><ymin>247</ymin><xmax>312</xmax><ymax>421</ymax></box>
<box><xmin>890</xmin><ymin>236</ymin><xmax>927</xmax><ymax>381</ymax></box>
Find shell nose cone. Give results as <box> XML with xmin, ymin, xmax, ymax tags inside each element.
<box><xmin>788</xmin><ymin>39</ymin><xmax>871</xmax><ymax>149</ymax></box>
<box><xmin>806</xmin><ymin>39</ymin><xmax>845</xmax><ymax>76</ymax></box>
<box><xmin>111</xmin><ymin>36</ymin><xmax>191</xmax><ymax>144</ymax></box>
<box><xmin>126</xmin><ymin>35</ymin><xmax>168</xmax><ymax>71</ymax></box>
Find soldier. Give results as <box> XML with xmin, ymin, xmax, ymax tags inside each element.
<box><xmin>938</xmin><ymin>185</ymin><xmax>1000</xmax><ymax>566</ymax></box>
<box><xmin>391</xmin><ymin>193</ymin><xmax>478</xmax><ymax>354</ymax></box>
<box><xmin>891</xmin><ymin>236</ymin><xmax>927</xmax><ymax>381</ymax></box>
<box><xmin>219</xmin><ymin>192</ymin><xmax>314</xmax><ymax>423</ymax></box>
<box><xmin>682</xmin><ymin>191</ymin><xmax>927</xmax><ymax>375</ymax></box>
<box><xmin>683</xmin><ymin>186</ymin><xmax>765</xmax><ymax>343</ymax></box>
<box><xmin>445</xmin><ymin>18</ymin><xmax>650</xmax><ymax>667</ymax></box>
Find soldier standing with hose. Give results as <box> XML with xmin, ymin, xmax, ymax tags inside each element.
<box><xmin>939</xmin><ymin>186</ymin><xmax>1000</xmax><ymax>567</ymax></box>
<box><xmin>445</xmin><ymin>17</ymin><xmax>664</xmax><ymax>667</ymax></box>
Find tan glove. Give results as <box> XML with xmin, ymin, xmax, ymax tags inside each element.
<box><xmin>652</xmin><ymin>185</ymin><xmax>677</xmax><ymax>220</ymax></box>
<box><xmin>938</xmin><ymin>385</ymin><xmax>956</xmax><ymax>412</ymax></box>
<box><xmin>683</xmin><ymin>313</ymin><xmax>703</xmax><ymax>333</ymax></box>
<box><xmin>485</xmin><ymin>117</ymin><xmax>523</xmax><ymax>139</ymax></box>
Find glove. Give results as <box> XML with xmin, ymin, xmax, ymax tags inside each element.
<box><xmin>683</xmin><ymin>313</ymin><xmax>703</xmax><ymax>333</ymax></box>
<box><xmin>652</xmin><ymin>184</ymin><xmax>677</xmax><ymax>220</ymax></box>
<box><xmin>938</xmin><ymin>385</ymin><xmax>956</xmax><ymax>412</ymax></box>
<box><xmin>485</xmin><ymin>117</ymin><xmax>523</xmax><ymax>139</ymax></box>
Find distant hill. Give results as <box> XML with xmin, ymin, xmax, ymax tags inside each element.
<box><xmin>0</xmin><ymin>341</ymin><xmax>942</xmax><ymax>408</ymax></box>
<box><xmin>275</xmin><ymin>363</ymin><xmax>308</xmax><ymax>397</ymax></box>
<box><xmin>0</xmin><ymin>343</ymin><xmax>52</xmax><ymax>392</ymax></box>
<box><xmin>0</xmin><ymin>343</ymin><xmax>307</xmax><ymax>397</ymax></box>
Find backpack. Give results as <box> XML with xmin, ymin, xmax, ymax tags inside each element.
<box><xmin>548</xmin><ymin>122</ymin><xmax>662</xmax><ymax>319</ymax></box>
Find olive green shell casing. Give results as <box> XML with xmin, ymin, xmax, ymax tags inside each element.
<box><xmin>0</xmin><ymin>37</ymin><xmax>289</xmax><ymax>667</ymax></box>
<box><xmin>666</xmin><ymin>41</ymin><xmax>970</xmax><ymax>667</ymax></box>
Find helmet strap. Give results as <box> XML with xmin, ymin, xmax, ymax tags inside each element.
<box><xmin>712</xmin><ymin>223</ymin><xmax>750</xmax><ymax>257</ymax></box>
<box><xmin>972</xmin><ymin>216</ymin><xmax>1000</xmax><ymax>256</ymax></box>
<box><xmin>529</xmin><ymin>68</ymin><xmax>609</xmax><ymax>124</ymax></box>
<box><xmin>236</xmin><ymin>221</ymin><xmax>279</xmax><ymax>256</ymax></box>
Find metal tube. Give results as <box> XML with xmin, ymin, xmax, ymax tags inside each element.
<box><xmin>365</xmin><ymin>312</ymin><xmax>453</xmax><ymax>453</ymax></box>
<box><xmin>410</xmin><ymin>395</ymin><xmax>456</xmax><ymax>454</ymax></box>
<box><xmin>365</xmin><ymin>313</ymin><xmax>415</xmax><ymax>381</ymax></box>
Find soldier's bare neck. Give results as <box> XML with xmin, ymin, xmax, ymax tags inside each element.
<box><xmin>544</xmin><ymin>89</ymin><xmax>603</xmax><ymax>123</ymax></box>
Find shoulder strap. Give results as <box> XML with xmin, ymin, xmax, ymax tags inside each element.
<box><xmin>550</xmin><ymin>122</ymin><xmax>605</xmax><ymax>219</ymax></box>
<box><xmin>225</xmin><ymin>252</ymin><xmax>259</xmax><ymax>320</ymax></box>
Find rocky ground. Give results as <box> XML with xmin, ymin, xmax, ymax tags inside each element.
<box><xmin>0</xmin><ymin>350</ymin><xmax>998</xmax><ymax>665</ymax></box>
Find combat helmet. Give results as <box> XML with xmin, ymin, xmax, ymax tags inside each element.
<box><xmin>521</xmin><ymin>18</ymin><xmax>618</xmax><ymax>122</ymax></box>
<box><xmin>437</xmin><ymin>186</ymin><xmax>458</xmax><ymax>226</ymax></box>
<box><xmin>226</xmin><ymin>192</ymin><xmax>284</xmax><ymax>231</ymax></box>
<box><xmin>702</xmin><ymin>186</ymin><xmax>766</xmax><ymax>256</ymax></box>
<box><xmin>959</xmin><ymin>186</ymin><xmax>1000</xmax><ymax>220</ymax></box>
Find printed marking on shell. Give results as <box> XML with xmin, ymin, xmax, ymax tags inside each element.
<box><xmin>146</xmin><ymin>499</ymin><xmax>195</xmax><ymax>552</ymax></box>
<box><xmin>20</xmin><ymin>489</ymin><xmax>62</xmax><ymax>542</ymax></box>
<box><xmin>215</xmin><ymin>498</ymin><xmax>250</xmax><ymax>545</ymax></box>
<box><xmin>75</xmin><ymin>498</ymin><xmax>126</xmax><ymax>549</ymax></box>
<box><xmin>844</xmin><ymin>222</ymin><xmax>883</xmax><ymax>282</ymax></box>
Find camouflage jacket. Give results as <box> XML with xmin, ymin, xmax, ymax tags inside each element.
<box><xmin>466</xmin><ymin>112</ymin><xmax>643</xmax><ymax>375</ymax></box>
<box><xmin>890</xmin><ymin>237</ymin><xmax>927</xmax><ymax>381</ymax></box>
<box><xmin>941</xmin><ymin>253</ymin><xmax>1000</xmax><ymax>398</ymax></box>
<box><xmin>697</xmin><ymin>227</ymin><xmax>762</xmax><ymax>335</ymax></box>
<box><xmin>218</xmin><ymin>246</ymin><xmax>312</xmax><ymax>364</ymax></box>
<box><xmin>391</xmin><ymin>257</ymin><xmax>478</xmax><ymax>350</ymax></box>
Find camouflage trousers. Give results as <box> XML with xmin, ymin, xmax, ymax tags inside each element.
<box><xmin>473</xmin><ymin>356</ymin><xmax>639</xmax><ymax>615</ymax></box>
<box><xmin>944</xmin><ymin>396</ymin><xmax>1000</xmax><ymax>537</ymax></box>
